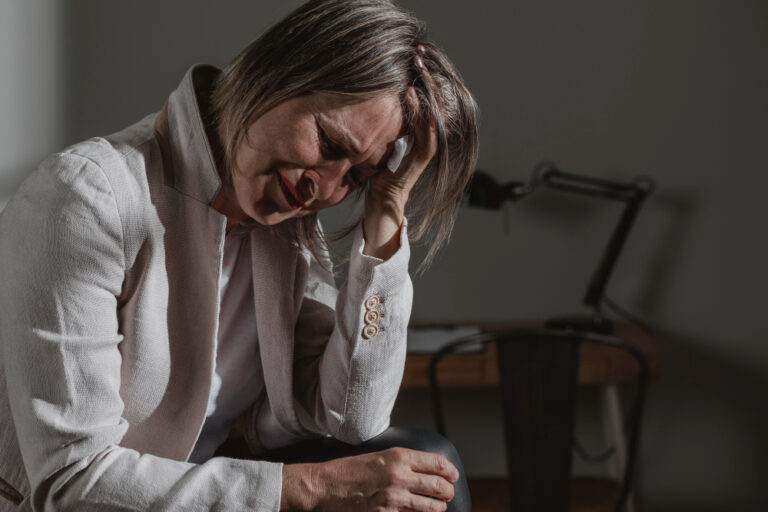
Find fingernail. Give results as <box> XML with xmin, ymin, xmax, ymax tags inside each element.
<box><xmin>414</xmin><ymin>55</ymin><xmax>424</xmax><ymax>69</ymax></box>
<box><xmin>416</xmin><ymin>44</ymin><xmax>427</xmax><ymax>55</ymax></box>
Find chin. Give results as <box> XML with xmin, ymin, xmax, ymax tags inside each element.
<box><xmin>256</xmin><ymin>213</ymin><xmax>292</xmax><ymax>225</ymax></box>
<box><xmin>248</xmin><ymin>204</ymin><xmax>303</xmax><ymax>226</ymax></box>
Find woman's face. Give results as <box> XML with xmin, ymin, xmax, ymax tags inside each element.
<box><xmin>225</xmin><ymin>92</ymin><xmax>404</xmax><ymax>226</ymax></box>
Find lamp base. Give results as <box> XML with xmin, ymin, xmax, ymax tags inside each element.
<box><xmin>545</xmin><ymin>314</ymin><xmax>614</xmax><ymax>335</ymax></box>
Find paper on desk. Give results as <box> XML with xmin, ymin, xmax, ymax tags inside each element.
<box><xmin>407</xmin><ymin>326</ymin><xmax>484</xmax><ymax>354</ymax></box>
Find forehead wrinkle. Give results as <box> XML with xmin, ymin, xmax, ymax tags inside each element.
<box><xmin>354</xmin><ymin>102</ymin><xmax>402</xmax><ymax>161</ymax></box>
<box><xmin>316</xmin><ymin>95</ymin><xmax>403</xmax><ymax>168</ymax></box>
<box><xmin>314</xmin><ymin>110</ymin><xmax>360</xmax><ymax>157</ymax></box>
<box><xmin>336</xmin><ymin>119</ymin><xmax>364</xmax><ymax>156</ymax></box>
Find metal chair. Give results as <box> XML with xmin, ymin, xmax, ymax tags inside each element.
<box><xmin>429</xmin><ymin>328</ymin><xmax>649</xmax><ymax>512</ymax></box>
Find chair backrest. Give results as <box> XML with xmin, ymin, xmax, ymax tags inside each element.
<box><xmin>429</xmin><ymin>328</ymin><xmax>649</xmax><ymax>512</ymax></box>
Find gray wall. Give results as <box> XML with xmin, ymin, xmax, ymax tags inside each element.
<box><xmin>1</xmin><ymin>1</ymin><xmax>766</xmax><ymax>510</ymax></box>
<box><xmin>0</xmin><ymin>1</ymin><xmax>64</xmax><ymax>211</ymax></box>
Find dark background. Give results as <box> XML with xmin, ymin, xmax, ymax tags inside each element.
<box><xmin>1</xmin><ymin>1</ymin><xmax>766</xmax><ymax>509</ymax></box>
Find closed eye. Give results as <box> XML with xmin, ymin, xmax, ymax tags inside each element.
<box><xmin>317</xmin><ymin>123</ymin><xmax>346</xmax><ymax>160</ymax></box>
<box><xmin>345</xmin><ymin>168</ymin><xmax>364</xmax><ymax>188</ymax></box>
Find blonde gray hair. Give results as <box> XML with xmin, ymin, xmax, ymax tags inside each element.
<box><xmin>210</xmin><ymin>0</ymin><xmax>478</xmax><ymax>271</ymax></box>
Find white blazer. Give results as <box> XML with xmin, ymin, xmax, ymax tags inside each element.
<box><xmin>0</xmin><ymin>65</ymin><xmax>413</xmax><ymax>511</ymax></box>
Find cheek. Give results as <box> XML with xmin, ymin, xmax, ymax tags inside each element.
<box><xmin>310</xmin><ymin>186</ymin><xmax>353</xmax><ymax>212</ymax></box>
<box><xmin>284</xmin><ymin>132</ymin><xmax>320</xmax><ymax>168</ymax></box>
<box><xmin>232</xmin><ymin>173</ymin><xmax>270</xmax><ymax>212</ymax></box>
<box><xmin>279</xmin><ymin>116</ymin><xmax>323</xmax><ymax>167</ymax></box>
<box><xmin>234</xmin><ymin>140</ymin><xmax>268</xmax><ymax>179</ymax></box>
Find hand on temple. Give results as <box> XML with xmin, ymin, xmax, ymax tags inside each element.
<box><xmin>362</xmin><ymin>85</ymin><xmax>437</xmax><ymax>260</ymax></box>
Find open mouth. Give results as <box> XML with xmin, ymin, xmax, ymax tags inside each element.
<box><xmin>277</xmin><ymin>171</ymin><xmax>306</xmax><ymax>210</ymax></box>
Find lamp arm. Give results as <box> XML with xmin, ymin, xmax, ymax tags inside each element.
<box><xmin>532</xmin><ymin>161</ymin><xmax>654</xmax><ymax>201</ymax></box>
<box><xmin>469</xmin><ymin>162</ymin><xmax>655</xmax><ymax>332</ymax></box>
<box><xmin>526</xmin><ymin>161</ymin><xmax>655</xmax><ymax>325</ymax></box>
<box><xmin>583</xmin><ymin>198</ymin><xmax>642</xmax><ymax>308</ymax></box>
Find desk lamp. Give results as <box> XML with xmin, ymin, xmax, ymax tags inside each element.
<box><xmin>465</xmin><ymin>161</ymin><xmax>654</xmax><ymax>334</ymax></box>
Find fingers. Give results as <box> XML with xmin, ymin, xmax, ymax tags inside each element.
<box><xmin>409</xmin><ymin>473</ymin><xmax>455</xmax><ymax>502</ymax></box>
<box><xmin>401</xmin><ymin>87</ymin><xmax>437</xmax><ymax>178</ymax></box>
<box><xmin>405</xmin><ymin>448</ymin><xmax>460</xmax><ymax>483</ymax></box>
<box><xmin>375</xmin><ymin>488</ymin><xmax>447</xmax><ymax>512</ymax></box>
<box><xmin>400</xmin><ymin>491</ymin><xmax>449</xmax><ymax>512</ymax></box>
<box><xmin>414</xmin><ymin>45</ymin><xmax>436</xmax><ymax>96</ymax></box>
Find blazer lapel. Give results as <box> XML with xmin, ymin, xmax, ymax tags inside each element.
<box><xmin>159</xmin><ymin>194</ymin><xmax>226</xmax><ymax>460</ymax></box>
<box><xmin>125</xmin><ymin>73</ymin><xmax>227</xmax><ymax>459</ymax></box>
<box><xmin>249</xmin><ymin>226</ymin><xmax>305</xmax><ymax>437</ymax></box>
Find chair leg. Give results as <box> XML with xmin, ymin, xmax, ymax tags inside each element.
<box><xmin>601</xmin><ymin>384</ymin><xmax>634</xmax><ymax>512</ymax></box>
<box><xmin>498</xmin><ymin>338</ymin><xmax>580</xmax><ymax>511</ymax></box>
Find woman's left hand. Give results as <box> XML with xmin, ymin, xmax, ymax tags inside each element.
<box><xmin>362</xmin><ymin>86</ymin><xmax>437</xmax><ymax>260</ymax></box>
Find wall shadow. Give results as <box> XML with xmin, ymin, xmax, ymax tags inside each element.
<box><xmin>636</xmin><ymin>325</ymin><xmax>768</xmax><ymax>511</ymax></box>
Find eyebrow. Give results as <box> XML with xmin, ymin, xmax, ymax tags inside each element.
<box><xmin>317</xmin><ymin>115</ymin><xmax>396</xmax><ymax>172</ymax></box>
<box><xmin>318</xmin><ymin>116</ymin><xmax>362</xmax><ymax>156</ymax></box>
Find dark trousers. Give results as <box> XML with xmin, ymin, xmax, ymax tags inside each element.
<box><xmin>219</xmin><ymin>426</ymin><xmax>471</xmax><ymax>511</ymax></box>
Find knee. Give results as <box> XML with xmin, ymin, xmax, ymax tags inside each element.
<box><xmin>372</xmin><ymin>427</ymin><xmax>461</xmax><ymax>465</ymax></box>
<box><xmin>366</xmin><ymin>427</ymin><xmax>472</xmax><ymax>512</ymax></box>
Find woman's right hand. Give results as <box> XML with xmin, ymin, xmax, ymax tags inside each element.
<box><xmin>281</xmin><ymin>447</ymin><xmax>458</xmax><ymax>511</ymax></box>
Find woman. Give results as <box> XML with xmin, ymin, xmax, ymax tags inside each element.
<box><xmin>0</xmin><ymin>0</ymin><xmax>478</xmax><ymax>510</ymax></box>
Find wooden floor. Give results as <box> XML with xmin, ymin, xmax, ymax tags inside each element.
<box><xmin>467</xmin><ymin>478</ymin><xmax>510</xmax><ymax>512</ymax></box>
<box><xmin>468</xmin><ymin>477</ymin><xmax>620</xmax><ymax>512</ymax></box>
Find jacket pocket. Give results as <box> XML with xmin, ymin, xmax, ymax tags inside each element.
<box><xmin>0</xmin><ymin>475</ymin><xmax>23</xmax><ymax>506</ymax></box>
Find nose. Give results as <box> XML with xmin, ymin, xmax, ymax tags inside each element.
<box><xmin>302</xmin><ymin>163</ymin><xmax>349</xmax><ymax>203</ymax></box>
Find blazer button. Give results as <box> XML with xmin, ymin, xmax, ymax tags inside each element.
<box><xmin>364</xmin><ymin>310</ymin><xmax>380</xmax><ymax>324</ymax></box>
<box><xmin>362</xmin><ymin>324</ymin><xmax>379</xmax><ymax>339</ymax></box>
<box><xmin>365</xmin><ymin>295</ymin><xmax>381</xmax><ymax>310</ymax></box>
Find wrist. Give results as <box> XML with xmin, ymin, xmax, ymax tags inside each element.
<box><xmin>281</xmin><ymin>463</ymin><xmax>320</xmax><ymax>511</ymax></box>
<box><xmin>362</xmin><ymin>203</ymin><xmax>404</xmax><ymax>260</ymax></box>
<box><xmin>362</xmin><ymin>185</ymin><xmax>408</xmax><ymax>260</ymax></box>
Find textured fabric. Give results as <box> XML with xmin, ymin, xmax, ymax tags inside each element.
<box><xmin>189</xmin><ymin>231</ymin><xmax>265</xmax><ymax>464</ymax></box>
<box><xmin>0</xmin><ymin>64</ymin><xmax>413</xmax><ymax>511</ymax></box>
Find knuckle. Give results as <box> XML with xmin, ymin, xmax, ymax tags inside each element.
<box><xmin>444</xmin><ymin>481</ymin><xmax>455</xmax><ymax>500</ymax></box>
<box><xmin>389</xmin><ymin>467</ymin><xmax>406</xmax><ymax>485</ymax></box>
<box><xmin>386</xmin><ymin>446</ymin><xmax>408</xmax><ymax>465</ymax></box>
<box><xmin>432</xmin><ymin>477</ymin><xmax>453</xmax><ymax>500</ymax></box>
<box><xmin>380</xmin><ymin>488</ymin><xmax>399</xmax><ymax>505</ymax></box>
<box><xmin>430</xmin><ymin>500</ymin><xmax>448</xmax><ymax>512</ymax></box>
<box><xmin>383</xmin><ymin>466</ymin><xmax>400</xmax><ymax>484</ymax></box>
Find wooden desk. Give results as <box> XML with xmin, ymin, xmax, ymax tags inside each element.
<box><xmin>402</xmin><ymin>322</ymin><xmax>660</xmax><ymax>388</ymax></box>
<box><xmin>402</xmin><ymin>322</ymin><xmax>659</xmax><ymax>512</ymax></box>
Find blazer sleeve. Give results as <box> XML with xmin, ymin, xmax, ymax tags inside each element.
<box><xmin>0</xmin><ymin>153</ymin><xmax>282</xmax><ymax>511</ymax></box>
<box><xmin>291</xmin><ymin>220</ymin><xmax>414</xmax><ymax>444</ymax></box>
